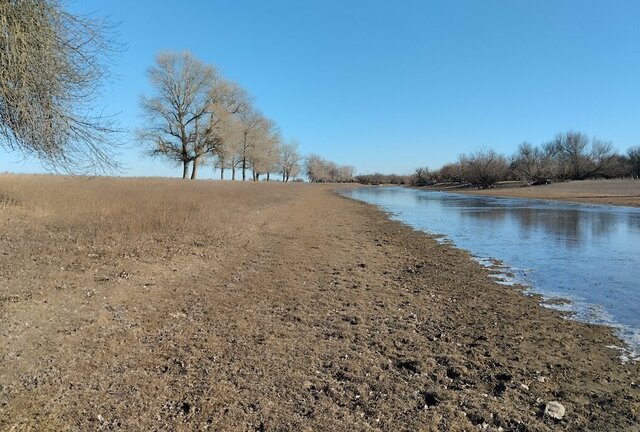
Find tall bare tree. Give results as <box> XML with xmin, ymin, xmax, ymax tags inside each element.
<box><xmin>212</xmin><ymin>115</ymin><xmax>242</xmax><ymax>180</ymax></box>
<box><xmin>193</xmin><ymin>80</ymin><xmax>248</xmax><ymax>179</ymax></box>
<box><xmin>0</xmin><ymin>0</ymin><xmax>121</xmax><ymax>172</ymax></box>
<box><xmin>547</xmin><ymin>131</ymin><xmax>616</xmax><ymax>180</ymax></box>
<box><xmin>235</xmin><ymin>108</ymin><xmax>266</xmax><ymax>181</ymax></box>
<box><xmin>249</xmin><ymin>119</ymin><xmax>280</xmax><ymax>181</ymax></box>
<box><xmin>138</xmin><ymin>51</ymin><xmax>217</xmax><ymax>179</ymax></box>
<box><xmin>278</xmin><ymin>140</ymin><xmax>302</xmax><ymax>182</ymax></box>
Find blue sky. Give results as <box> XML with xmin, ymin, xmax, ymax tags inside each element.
<box><xmin>3</xmin><ymin>0</ymin><xmax>640</xmax><ymax>177</ymax></box>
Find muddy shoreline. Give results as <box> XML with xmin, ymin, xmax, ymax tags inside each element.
<box><xmin>1</xmin><ymin>177</ymin><xmax>638</xmax><ymax>430</ymax></box>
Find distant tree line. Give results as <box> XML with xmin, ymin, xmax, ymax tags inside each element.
<box><xmin>138</xmin><ymin>51</ymin><xmax>302</xmax><ymax>181</ymax></box>
<box><xmin>357</xmin><ymin>131</ymin><xmax>640</xmax><ymax>188</ymax></box>
<box><xmin>305</xmin><ymin>155</ymin><xmax>354</xmax><ymax>183</ymax></box>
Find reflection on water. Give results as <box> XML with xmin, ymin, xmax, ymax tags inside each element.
<box><xmin>342</xmin><ymin>187</ymin><xmax>640</xmax><ymax>359</ymax></box>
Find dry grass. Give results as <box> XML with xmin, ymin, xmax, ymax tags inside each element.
<box><xmin>0</xmin><ymin>174</ymin><xmax>300</xmax><ymax>252</ymax></box>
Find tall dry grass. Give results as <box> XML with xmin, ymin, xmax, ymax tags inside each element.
<box><xmin>0</xmin><ymin>174</ymin><xmax>301</xmax><ymax>255</ymax></box>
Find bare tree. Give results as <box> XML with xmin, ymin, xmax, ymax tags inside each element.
<box><xmin>604</xmin><ymin>154</ymin><xmax>633</xmax><ymax>178</ymax></box>
<box><xmin>434</xmin><ymin>162</ymin><xmax>464</xmax><ymax>183</ymax></box>
<box><xmin>414</xmin><ymin>167</ymin><xmax>430</xmax><ymax>186</ymax></box>
<box><xmin>457</xmin><ymin>153</ymin><xmax>470</xmax><ymax>183</ymax></box>
<box><xmin>235</xmin><ymin>108</ymin><xmax>266</xmax><ymax>181</ymax></box>
<box><xmin>206</xmin><ymin>81</ymin><xmax>249</xmax><ymax>180</ymax></box>
<box><xmin>547</xmin><ymin>132</ymin><xmax>588</xmax><ymax>180</ymax></box>
<box><xmin>462</xmin><ymin>148</ymin><xmax>508</xmax><ymax>189</ymax></box>
<box><xmin>249</xmin><ymin>122</ymin><xmax>280</xmax><ymax>181</ymax></box>
<box><xmin>545</xmin><ymin>131</ymin><xmax>615</xmax><ymax>180</ymax></box>
<box><xmin>278</xmin><ymin>140</ymin><xmax>302</xmax><ymax>182</ymax></box>
<box><xmin>213</xmin><ymin>116</ymin><xmax>243</xmax><ymax>180</ymax></box>
<box><xmin>510</xmin><ymin>142</ymin><xmax>553</xmax><ymax>183</ymax></box>
<box><xmin>627</xmin><ymin>146</ymin><xmax>640</xmax><ymax>179</ymax></box>
<box><xmin>138</xmin><ymin>51</ymin><xmax>217</xmax><ymax>179</ymax></box>
<box><xmin>0</xmin><ymin>0</ymin><xmax>121</xmax><ymax>173</ymax></box>
<box><xmin>305</xmin><ymin>154</ymin><xmax>328</xmax><ymax>183</ymax></box>
<box><xmin>588</xmin><ymin>138</ymin><xmax>617</xmax><ymax>178</ymax></box>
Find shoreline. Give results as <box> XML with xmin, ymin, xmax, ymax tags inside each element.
<box><xmin>341</xmin><ymin>188</ymin><xmax>640</xmax><ymax>359</ymax></box>
<box><xmin>415</xmin><ymin>179</ymin><xmax>640</xmax><ymax>208</ymax></box>
<box><xmin>1</xmin><ymin>177</ymin><xmax>638</xmax><ymax>430</ymax></box>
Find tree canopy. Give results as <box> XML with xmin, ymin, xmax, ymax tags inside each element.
<box><xmin>0</xmin><ymin>0</ymin><xmax>121</xmax><ymax>173</ymax></box>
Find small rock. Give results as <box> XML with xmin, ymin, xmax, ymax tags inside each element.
<box><xmin>544</xmin><ymin>401</ymin><xmax>566</xmax><ymax>420</ymax></box>
<box><xmin>97</xmin><ymin>414</ymin><xmax>104</xmax><ymax>422</ymax></box>
<box><xmin>536</xmin><ymin>376</ymin><xmax>546</xmax><ymax>383</ymax></box>
<box><xmin>520</xmin><ymin>384</ymin><xmax>529</xmax><ymax>391</ymax></box>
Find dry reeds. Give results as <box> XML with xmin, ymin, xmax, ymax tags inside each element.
<box><xmin>0</xmin><ymin>174</ymin><xmax>299</xmax><ymax>254</ymax></box>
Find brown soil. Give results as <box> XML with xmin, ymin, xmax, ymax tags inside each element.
<box><xmin>1</xmin><ymin>175</ymin><xmax>638</xmax><ymax>431</ymax></box>
<box><xmin>424</xmin><ymin>179</ymin><xmax>640</xmax><ymax>207</ymax></box>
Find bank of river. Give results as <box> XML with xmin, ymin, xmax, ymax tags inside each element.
<box><xmin>342</xmin><ymin>186</ymin><xmax>640</xmax><ymax>361</ymax></box>
<box><xmin>423</xmin><ymin>179</ymin><xmax>640</xmax><ymax>207</ymax></box>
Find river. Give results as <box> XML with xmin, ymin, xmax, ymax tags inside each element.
<box><xmin>341</xmin><ymin>186</ymin><xmax>640</xmax><ymax>360</ymax></box>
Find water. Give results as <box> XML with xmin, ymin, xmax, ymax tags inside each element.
<box><xmin>341</xmin><ymin>187</ymin><xmax>640</xmax><ymax>360</ymax></box>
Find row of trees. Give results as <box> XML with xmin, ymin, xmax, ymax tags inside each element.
<box><xmin>138</xmin><ymin>51</ymin><xmax>302</xmax><ymax>181</ymax></box>
<box><xmin>436</xmin><ymin>132</ymin><xmax>640</xmax><ymax>188</ymax></box>
<box><xmin>358</xmin><ymin>132</ymin><xmax>640</xmax><ymax>188</ymax></box>
<box><xmin>1</xmin><ymin>3</ymin><xmax>351</xmax><ymax>182</ymax></box>
<box><xmin>305</xmin><ymin>155</ymin><xmax>354</xmax><ymax>183</ymax></box>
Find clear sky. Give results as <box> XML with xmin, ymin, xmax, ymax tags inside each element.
<box><xmin>2</xmin><ymin>0</ymin><xmax>640</xmax><ymax>177</ymax></box>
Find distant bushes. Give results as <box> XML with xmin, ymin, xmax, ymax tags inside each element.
<box><xmin>354</xmin><ymin>167</ymin><xmax>436</xmax><ymax>186</ymax></box>
<box><xmin>356</xmin><ymin>131</ymin><xmax>640</xmax><ymax>189</ymax></box>
<box><xmin>355</xmin><ymin>173</ymin><xmax>409</xmax><ymax>185</ymax></box>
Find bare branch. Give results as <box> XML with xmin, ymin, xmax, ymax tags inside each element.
<box><xmin>0</xmin><ymin>0</ymin><xmax>123</xmax><ymax>174</ymax></box>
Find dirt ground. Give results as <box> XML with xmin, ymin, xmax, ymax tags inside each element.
<box><xmin>0</xmin><ymin>175</ymin><xmax>638</xmax><ymax>431</ymax></box>
<box><xmin>424</xmin><ymin>179</ymin><xmax>640</xmax><ymax>207</ymax></box>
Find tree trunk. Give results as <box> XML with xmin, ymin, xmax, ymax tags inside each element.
<box><xmin>182</xmin><ymin>160</ymin><xmax>190</xmax><ymax>179</ymax></box>
<box><xmin>190</xmin><ymin>158</ymin><xmax>198</xmax><ymax>180</ymax></box>
<box><xmin>266</xmin><ymin>173</ymin><xmax>270</xmax><ymax>181</ymax></box>
<box><xmin>282</xmin><ymin>172</ymin><xmax>286</xmax><ymax>182</ymax></box>
<box><xmin>220</xmin><ymin>167</ymin><xmax>224</xmax><ymax>180</ymax></box>
<box><xmin>232</xmin><ymin>168</ymin><xmax>236</xmax><ymax>180</ymax></box>
<box><xmin>242</xmin><ymin>133</ymin><xmax>248</xmax><ymax>181</ymax></box>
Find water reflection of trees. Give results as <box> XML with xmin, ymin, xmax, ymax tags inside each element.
<box><xmin>367</xmin><ymin>188</ymin><xmax>640</xmax><ymax>248</ymax></box>
<box><xmin>457</xmin><ymin>205</ymin><xmax>627</xmax><ymax>248</ymax></box>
